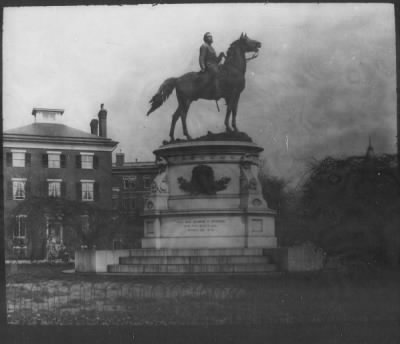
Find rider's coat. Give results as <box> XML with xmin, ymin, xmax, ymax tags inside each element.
<box><xmin>199</xmin><ymin>43</ymin><xmax>219</xmax><ymax>74</ymax></box>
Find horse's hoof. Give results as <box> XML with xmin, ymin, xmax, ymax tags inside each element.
<box><xmin>225</xmin><ymin>127</ymin><xmax>233</xmax><ymax>133</ymax></box>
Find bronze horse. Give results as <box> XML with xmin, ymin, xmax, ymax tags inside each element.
<box><xmin>146</xmin><ymin>33</ymin><xmax>261</xmax><ymax>141</ymax></box>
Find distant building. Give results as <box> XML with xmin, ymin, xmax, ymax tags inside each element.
<box><xmin>111</xmin><ymin>153</ymin><xmax>158</xmax><ymax>248</ymax></box>
<box><xmin>3</xmin><ymin>106</ymin><xmax>118</xmax><ymax>259</ymax></box>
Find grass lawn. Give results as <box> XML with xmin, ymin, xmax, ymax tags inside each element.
<box><xmin>5</xmin><ymin>263</ymin><xmax>400</xmax><ymax>343</ymax></box>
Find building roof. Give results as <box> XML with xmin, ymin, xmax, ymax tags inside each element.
<box><xmin>112</xmin><ymin>161</ymin><xmax>158</xmax><ymax>174</ymax></box>
<box><xmin>4</xmin><ymin>123</ymin><xmax>118</xmax><ymax>148</ymax></box>
<box><xmin>5</xmin><ymin>123</ymin><xmax>97</xmax><ymax>138</ymax></box>
<box><xmin>112</xmin><ymin>161</ymin><xmax>157</xmax><ymax>168</ymax></box>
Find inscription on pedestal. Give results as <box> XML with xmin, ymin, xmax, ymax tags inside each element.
<box><xmin>162</xmin><ymin>216</ymin><xmax>244</xmax><ymax>237</ymax></box>
<box><xmin>179</xmin><ymin>218</ymin><xmax>227</xmax><ymax>233</ymax></box>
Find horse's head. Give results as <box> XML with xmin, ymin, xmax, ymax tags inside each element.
<box><xmin>239</xmin><ymin>33</ymin><xmax>261</xmax><ymax>54</ymax></box>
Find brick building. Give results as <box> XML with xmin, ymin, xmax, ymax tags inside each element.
<box><xmin>3</xmin><ymin>106</ymin><xmax>118</xmax><ymax>259</ymax></box>
<box><xmin>111</xmin><ymin>153</ymin><xmax>158</xmax><ymax>248</ymax></box>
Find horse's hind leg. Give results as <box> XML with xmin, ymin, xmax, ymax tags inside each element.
<box><xmin>169</xmin><ymin>107</ymin><xmax>181</xmax><ymax>142</ymax></box>
<box><xmin>180</xmin><ymin>99</ymin><xmax>192</xmax><ymax>140</ymax></box>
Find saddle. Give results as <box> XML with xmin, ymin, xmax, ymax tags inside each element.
<box><xmin>196</xmin><ymin>66</ymin><xmax>223</xmax><ymax>85</ymax></box>
<box><xmin>194</xmin><ymin>65</ymin><xmax>224</xmax><ymax>101</ymax></box>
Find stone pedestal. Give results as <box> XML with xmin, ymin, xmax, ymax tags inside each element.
<box><xmin>142</xmin><ymin>137</ymin><xmax>277</xmax><ymax>249</ymax></box>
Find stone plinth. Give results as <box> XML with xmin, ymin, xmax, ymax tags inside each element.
<box><xmin>142</xmin><ymin>137</ymin><xmax>277</xmax><ymax>249</ymax></box>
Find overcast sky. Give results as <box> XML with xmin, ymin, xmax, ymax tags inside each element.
<box><xmin>3</xmin><ymin>4</ymin><xmax>396</xmax><ymax>186</ymax></box>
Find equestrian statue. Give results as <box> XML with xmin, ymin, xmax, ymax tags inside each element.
<box><xmin>146</xmin><ymin>32</ymin><xmax>261</xmax><ymax>142</ymax></box>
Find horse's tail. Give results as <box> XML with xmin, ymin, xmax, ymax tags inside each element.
<box><xmin>146</xmin><ymin>78</ymin><xmax>177</xmax><ymax>116</ymax></box>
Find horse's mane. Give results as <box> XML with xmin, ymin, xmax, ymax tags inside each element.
<box><xmin>224</xmin><ymin>39</ymin><xmax>242</xmax><ymax>65</ymax></box>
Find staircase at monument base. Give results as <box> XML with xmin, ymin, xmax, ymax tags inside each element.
<box><xmin>107</xmin><ymin>248</ymin><xmax>277</xmax><ymax>274</ymax></box>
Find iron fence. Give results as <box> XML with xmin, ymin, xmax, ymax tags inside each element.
<box><xmin>6</xmin><ymin>281</ymin><xmax>269</xmax><ymax>326</ymax></box>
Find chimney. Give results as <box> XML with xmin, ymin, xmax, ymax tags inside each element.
<box><xmin>98</xmin><ymin>103</ymin><xmax>107</xmax><ymax>138</ymax></box>
<box><xmin>90</xmin><ymin>118</ymin><xmax>99</xmax><ymax>135</ymax></box>
<box><xmin>116</xmin><ymin>152</ymin><xmax>125</xmax><ymax>166</ymax></box>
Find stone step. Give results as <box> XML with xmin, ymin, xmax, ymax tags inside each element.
<box><xmin>107</xmin><ymin>263</ymin><xmax>277</xmax><ymax>274</ymax></box>
<box><xmin>128</xmin><ymin>248</ymin><xmax>265</xmax><ymax>257</ymax></box>
<box><xmin>120</xmin><ymin>255</ymin><xmax>270</xmax><ymax>265</ymax></box>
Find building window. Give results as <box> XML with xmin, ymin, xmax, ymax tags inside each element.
<box><xmin>80</xmin><ymin>215</ymin><xmax>90</xmax><ymax>234</ymax></box>
<box><xmin>14</xmin><ymin>215</ymin><xmax>27</xmax><ymax>239</ymax></box>
<box><xmin>122</xmin><ymin>198</ymin><xmax>136</xmax><ymax>212</ymax></box>
<box><xmin>112</xmin><ymin>198</ymin><xmax>119</xmax><ymax>210</ymax></box>
<box><xmin>43</xmin><ymin>112</ymin><xmax>57</xmax><ymax>121</ymax></box>
<box><xmin>123</xmin><ymin>198</ymin><xmax>130</xmax><ymax>210</ymax></box>
<box><xmin>47</xmin><ymin>220</ymin><xmax>63</xmax><ymax>244</ymax></box>
<box><xmin>77</xmin><ymin>152</ymin><xmax>97</xmax><ymax>169</ymax></box>
<box><xmin>82</xmin><ymin>181</ymin><xmax>94</xmax><ymax>201</ymax></box>
<box><xmin>13</xmin><ymin>152</ymin><xmax>25</xmax><ymax>167</ymax></box>
<box><xmin>43</xmin><ymin>152</ymin><xmax>66</xmax><ymax>168</ymax></box>
<box><xmin>48</xmin><ymin>179</ymin><xmax>62</xmax><ymax>197</ymax></box>
<box><xmin>77</xmin><ymin>180</ymin><xmax>98</xmax><ymax>201</ymax></box>
<box><xmin>123</xmin><ymin>176</ymin><xmax>136</xmax><ymax>190</ymax></box>
<box><xmin>11</xmin><ymin>149</ymin><xmax>26</xmax><ymax>167</ymax></box>
<box><xmin>112</xmin><ymin>187</ymin><xmax>120</xmax><ymax>210</ymax></box>
<box><xmin>113</xmin><ymin>239</ymin><xmax>123</xmax><ymax>250</ymax></box>
<box><xmin>12</xmin><ymin>179</ymin><xmax>27</xmax><ymax>200</ymax></box>
<box><xmin>13</xmin><ymin>215</ymin><xmax>27</xmax><ymax>258</ymax></box>
<box><xmin>6</xmin><ymin>151</ymin><xmax>31</xmax><ymax>168</ymax></box>
<box><xmin>143</xmin><ymin>176</ymin><xmax>152</xmax><ymax>189</ymax></box>
<box><xmin>130</xmin><ymin>198</ymin><xmax>136</xmax><ymax>209</ymax></box>
<box><xmin>81</xmin><ymin>154</ymin><xmax>93</xmax><ymax>169</ymax></box>
<box><xmin>48</xmin><ymin>152</ymin><xmax>61</xmax><ymax>168</ymax></box>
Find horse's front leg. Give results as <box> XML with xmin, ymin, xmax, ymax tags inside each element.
<box><xmin>182</xmin><ymin>116</ymin><xmax>192</xmax><ymax>140</ymax></box>
<box><xmin>231</xmin><ymin>94</ymin><xmax>241</xmax><ymax>132</ymax></box>
<box><xmin>224</xmin><ymin>97</ymin><xmax>233</xmax><ymax>132</ymax></box>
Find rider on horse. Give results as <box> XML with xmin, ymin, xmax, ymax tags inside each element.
<box><xmin>199</xmin><ymin>32</ymin><xmax>225</xmax><ymax>96</ymax></box>
<box><xmin>147</xmin><ymin>33</ymin><xmax>261</xmax><ymax>141</ymax></box>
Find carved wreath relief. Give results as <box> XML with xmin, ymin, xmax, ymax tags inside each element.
<box><xmin>178</xmin><ymin>165</ymin><xmax>230</xmax><ymax>195</ymax></box>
